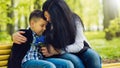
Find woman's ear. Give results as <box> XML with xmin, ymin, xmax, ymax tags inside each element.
<box><xmin>44</xmin><ymin>11</ymin><xmax>50</xmax><ymax>21</ymax></box>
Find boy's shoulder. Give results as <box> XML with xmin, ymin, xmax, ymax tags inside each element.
<box><xmin>19</xmin><ymin>29</ymin><xmax>29</xmax><ymax>32</ymax></box>
<box><xmin>18</xmin><ymin>28</ymin><xmax>33</xmax><ymax>42</ymax></box>
<box><xmin>18</xmin><ymin>28</ymin><xmax>32</xmax><ymax>35</ymax></box>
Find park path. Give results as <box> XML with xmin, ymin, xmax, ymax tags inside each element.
<box><xmin>0</xmin><ymin>63</ymin><xmax>120</xmax><ymax>68</ymax></box>
<box><xmin>102</xmin><ymin>63</ymin><xmax>120</xmax><ymax>68</ymax></box>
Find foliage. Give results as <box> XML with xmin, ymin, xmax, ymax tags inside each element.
<box><xmin>1</xmin><ymin>0</ymin><xmax>102</xmax><ymax>31</ymax></box>
<box><xmin>79</xmin><ymin>0</ymin><xmax>102</xmax><ymax>31</ymax></box>
<box><xmin>0</xmin><ymin>32</ymin><xmax>12</xmax><ymax>44</ymax></box>
<box><xmin>105</xmin><ymin>18</ymin><xmax>120</xmax><ymax>40</ymax></box>
<box><xmin>0</xmin><ymin>0</ymin><xmax>10</xmax><ymax>24</ymax></box>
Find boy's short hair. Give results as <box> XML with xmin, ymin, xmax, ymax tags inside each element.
<box><xmin>29</xmin><ymin>9</ymin><xmax>46</xmax><ymax>22</ymax></box>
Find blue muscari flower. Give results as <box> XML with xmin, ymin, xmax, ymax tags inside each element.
<box><xmin>34</xmin><ymin>35</ymin><xmax>45</xmax><ymax>46</ymax></box>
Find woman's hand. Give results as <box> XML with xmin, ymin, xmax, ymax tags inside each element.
<box><xmin>41</xmin><ymin>45</ymin><xmax>60</xmax><ymax>57</ymax></box>
<box><xmin>12</xmin><ymin>31</ymin><xmax>27</xmax><ymax>44</ymax></box>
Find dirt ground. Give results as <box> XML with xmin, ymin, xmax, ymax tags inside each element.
<box><xmin>103</xmin><ymin>59</ymin><xmax>120</xmax><ymax>64</ymax></box>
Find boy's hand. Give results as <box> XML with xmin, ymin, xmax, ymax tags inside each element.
<box><xmin>12</xmin><ymin>31</ymin><xmax>27</xmax><ymax>44</ymax></box>
<box><xmin>41</xmin><ymin>45</ymin><xmax>60</xmax><ymax>57</ymax></box>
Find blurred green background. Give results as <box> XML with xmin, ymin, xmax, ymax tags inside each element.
<box><xmin>0</xmin><ymin>0</ymin><xmax>120</xmax><ymax>63</ymax></box>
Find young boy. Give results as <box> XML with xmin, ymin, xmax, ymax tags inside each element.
<box><xmin>8</xmin><ymin>10</ymin><xmax>54</xmax><ymax>68</ymax></box>
<box><xmin>8</xmin><ymin>9</ymin><xmax>75</xmax><ymax>68</ymax></box>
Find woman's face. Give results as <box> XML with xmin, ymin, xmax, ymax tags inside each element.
<box><xmin>44</xmin><ymin>11</ymin><xmax>51</xmax><ymax>22</ymax></box>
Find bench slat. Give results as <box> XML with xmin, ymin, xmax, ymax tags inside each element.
<box><xmin>0</xmin><ymin>55</ymin><xmax>9</xmax><ymax>61</ymax></box>
<box><xmin>0</xmin><ymin>60</ymin><xmax>8</xmax><ymax>67</ymax></box>
<box><xmin>0</xmin><ymin>50</ymin><xmax>11</xmax><ymax>55</ymax></box>
<box><xmin>0</xmin><ymin>45</ymin><xmax>12</xmax><ymax>50</ymax></box>
<box><xmin>0</xmin><ymin>66</ymin><xmax>7</xmax><ymax>68</ymax></box>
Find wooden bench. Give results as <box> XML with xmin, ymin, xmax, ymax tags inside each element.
<box><xmin>1</xmin><ymin>45</ymin><xmax>120</xmax><ymax>68</ymax></box>
<box><xmin>0</xmin><ymin>45</ymin><xmax>12</xmax><ymax>68</ymax></box>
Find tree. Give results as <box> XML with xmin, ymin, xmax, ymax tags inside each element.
<box><xmin>103</xmin><ymin>0</ymin><xmax>118</xmax><ymax>29</ymax></box>
<box><xmin>34</xmin><ymin>0</ymin><xmax>41</xmax><ymax>9</ymax></box>
<box><xmin>103</xmin><ymin>0</ymin><xmax>119</xmax><ymax>40</ymax></box>
<box><xmin>7</xmin><ymin>0</ymin><xmax>15</xmax><ymax>35</ymax></box>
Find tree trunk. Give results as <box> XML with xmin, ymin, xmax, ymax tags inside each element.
<box><xmin>34</xmin><ymin>0</ymin><xmax>41</xmax><ymax>9</ymax></box>
<box><xmin>18</xmin><ymin>18</ymin><xmax>21</xmax><ymax>29</ymax></box>
<box><xmin>7</xmin><ymin>0</ymin><xmax>14</xmax><ymax>35</ymax></box>
<box><xmin>25</xmin><ymin>16</ymin><xmax>28</xmax><ymax>28</ymax></box>
<box><xmin>7</xmin><ymin>23</ymin><xmax>14</xmax><ymax>35</ymax></box>
<box><xmin>103</xmin><ymin>0</ymin><xmax>118</xmax><ymax>40</ymax></box>
<box><xmin>0</xmin><ymin>25</ymin><xmax>1</xmax><ymax>32</ymax></box>
<box><xmin>103</xmin><ymin>0</ymin><xmax>118</xmax><ymax>29</ymax></box>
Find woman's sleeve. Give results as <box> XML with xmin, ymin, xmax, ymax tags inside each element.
<box><xmin>65</xmin><ymin>20</ymin><xmax>85</xmax><ymax>53</ymax></box>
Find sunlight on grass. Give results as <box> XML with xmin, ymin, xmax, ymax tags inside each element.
<box><xmin>85</xmin><ymin>31</ymin><xmax>120</xmax><ymax>60</ymax></box>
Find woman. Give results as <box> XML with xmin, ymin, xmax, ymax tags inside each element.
<box><xmin>41</xmin><ymin>0</ymin><xmax>101</xmax><ymax>68</ymax></box>
<box><xmin>12</xmin><ymin>0</ymin><xmax>101</xmax><ymax>68</ymax></box>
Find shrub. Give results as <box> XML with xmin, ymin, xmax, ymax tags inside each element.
<box><xmin>105</xmin><ymin>18</ymin><xmax>120</xmax><ymax>40</ymax></box>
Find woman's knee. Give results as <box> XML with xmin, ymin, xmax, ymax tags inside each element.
<box><xmin>62</xmin><ymin>53</ymin><xmax>81</xmax><ymax>62</ymax></box>
<box><xmin>87</xmin><ymin>49</ymin><xmax>101</xmax><ymax>62</ymax></box>
<box><xmin>82</xmin><ymin>49</ymin><xmax>102</xmax><ymax>68</ymax></box>
<box><xmin>61</xmin><ymin>53</ymin><xmax>84</xmax><ymax>68</ymax></box>
<box><xmin>61</xmin><ymin>60</ymin><xmax>74</xmax><ymax>68</ymax></box>
<box><xmin>46</xmin><ymin>58</ymin><xmax>74</xmax><ymax>68</ymax></box>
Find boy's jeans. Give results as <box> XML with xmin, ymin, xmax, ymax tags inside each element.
<box><xmin>21</xmin><ymin>58</ymin><xmax>74</xmax><ymax>68</ymax></box>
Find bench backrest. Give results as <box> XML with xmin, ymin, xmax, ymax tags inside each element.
<box><xmin>0</xmin><ymin>45</ymin><xmax>12</xmax><ymax>68</ymax></box>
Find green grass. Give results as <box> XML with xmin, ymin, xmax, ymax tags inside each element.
<box><xmin>85</xmin><ymin>31</ymin><xmax>120</xmax><ymax>60</ymax></box>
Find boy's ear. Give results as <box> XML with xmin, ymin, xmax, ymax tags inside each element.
<box><xmin>30</xmin><ymin>20</ymin><xmax>34</xmax><ymax>26</ymax></box>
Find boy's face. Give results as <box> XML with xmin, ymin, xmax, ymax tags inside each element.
<box><xmin>30</xmin><ymin>18</ymin><xmax>47</xmax><ymax>36</ymax></box>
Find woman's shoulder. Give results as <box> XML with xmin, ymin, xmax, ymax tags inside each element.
<box><xmin>75</xmin><ymin>19</ymin><xmax>84</xmax><ymax>30</ymax></box>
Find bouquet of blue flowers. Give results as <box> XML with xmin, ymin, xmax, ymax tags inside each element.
<box><xmin>33</xmin><ymin>35</ymin><xmax>45</xmax><ymax>47</ymax></box>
